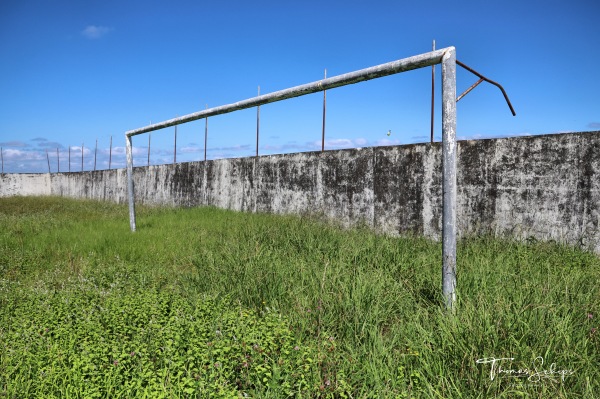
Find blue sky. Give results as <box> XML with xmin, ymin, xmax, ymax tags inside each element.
<box><xmin>0</xmin><ymin>0</ymin><xmax>598</xmax><ymax>173</ymax></box>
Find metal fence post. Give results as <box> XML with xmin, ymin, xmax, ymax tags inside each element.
<box><xmin>174</xmin><ymin>123</ymin><xmax>177</xmax><ymax>164</ymax></box>
<box><xmin>126</xmin><ymin>135</ymin><xmax>137</xmax><ymax>232</ymax></box>
<box><xmin>256</xmin><ymin>87</ymin><xmax>260</xmax><ymax>157</ymax></box>
<box><xmin>431</xmin><ymin>40</ymin><xmax>435</xmax><ymax>143</ymax></box>
<box><xmin>204</xmin><ymin>105</ymin><xmax>208</xmax><ymax>162</ymax></box>
<box><xmin>441</xmin><ymin>47</ymin><xmax>457</xmax><ymax>311</ymax></box>
<box><xmin>322</xmin><ymin>69</ymin><xmax>327</xmax><ymax>152</ymax></box>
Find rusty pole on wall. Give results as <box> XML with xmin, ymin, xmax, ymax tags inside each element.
<box><xmin>441</xmin><ymin>47</ymin><xmax>457</xmax><ymax>311</ymax></box>
<box><xmin>46</xmin><ymin>149</ymin><xmax>50</xmax><ymax>173</ymax></box>
<box><xmin>204</xmin><ymin>105</ymin><xmax>208</xmax><ymax>162</ymax></box>
<box><xmin>322</xmin><ymin>69</ymin><xmax>327</xmax><ymax>152</ymax></box>
<box><xmin>174</xmin><ymin>122</ymin><xmax>177</xmax><ymax>164</ymax></box>
<box><xmin>68</xmin><ymin>146</ymin><xmax>71</xmax><ymax>172</ymax></box>
<box><xmin>57</xmin><ymin>148</ymin><xmax>60</xmax><ymax>173</ymax></box>
<box><xmin>431</xmin><ymin>40</ymin><xmax>435</xmax><ymax>143</ymax></box>
<box><xmin>81</xmin><ymin>143</ymin><xmax>84</xmax><ymax>172</ymax></box>
<box><xmin>148</xmin><ymin>131</ymin><xmax>151</xmax><ymax>167</ymax></box>
<box><xmin>94</xmin><ymin>139</ymin><xmax>97</xmax><ymax>171</ymax></box>
<box><xmin>109</xmin><ymin>136</ymin><xmax>113</xmax><ymax>169</ymax></box>
<box><xmin>256</xmin><ymin>86</ymin><xmax>260</xmax><ymax>157</ymax></box>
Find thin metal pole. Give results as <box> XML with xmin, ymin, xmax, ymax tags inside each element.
<box><xmin>109</xmin><ymin>136</ymin><xmax>113</xmax><ymax>169</ymax></box>
<box><xmin>431</xmin><ymin>40</ymin><xmax>435</xmax><ymax>143</ymax></box>
<box><xmin>69</xmin><ymin>146</ymin><xmax>71</xmax><ymax>172</ymax></box>
<box><xmin>148</xmin><ymin>131</ymin><xmax>151</xmax><ymax>166</ymax></box>
<box><xmin>46</xmin><ymin>149</ymin><xmax>50</xmax><ymax>173</ymax></box>
<box><xmin>174</xmin><ymin>121</ymin><xmax>177</xmax><ymax>164</ymax></box>
<box><xmin>57</xmin><ymin>148</ymin><xmax>60</xmax><ymax>173</ymax></box>
<box><xmin>1</xmin><ymin>147</ymin><xmax>4</xmax><ymax>174</ymax></box>
<box><xmin>204</xmin><ymin>105</ymin><xmax>208</xmax><ymax>162</ymax></box>
<box><xmin>126</xmin><ymin>135</ymin><xmax>136</xmax><ymax>232</ymax></box>
<box><xmin>94</xmin><ymin>139</ymin><xmax>97</xmax><ymax>171</ymax></box>
<box><xmin>441</xmin><ymin>47</ymin><xmax>457</xmax><ymax>311</ymax></box>
<box><xmin>322</xmin><ymin>69</ymin><xmax>327</xmax><ymax>152</ymax></box>
<box><xmin>81</xmin><ymin>143</ymin><xmax>84</xmax><ymax>172</ymax></box>
<box><xmin>256</xmin><ymin>86</ymin><xmax>260</xmax><ymax>157</ymax></box>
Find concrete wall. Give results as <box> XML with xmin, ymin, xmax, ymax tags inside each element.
<box><xmin>0</xmin><ymin>173</ymin><xmax>51</xmax><ymax>197</ymax></box>
<box><xmin>1</xmin><ymin>131</ymin><xmax>599</xmax><ymax>252</ymax></box>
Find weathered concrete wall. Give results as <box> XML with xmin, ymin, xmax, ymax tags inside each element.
<box><xmin>0</xmin><ymin>173</ymin><xmax>51</xmax><ymax>197</ymax></box>
<box><xmin>1</xmin><ymin>131</ymin><xmax>598</xmax><ymax>252</ymax></box>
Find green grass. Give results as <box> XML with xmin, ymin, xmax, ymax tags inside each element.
<box><xmin>1</xmin><ymin>196</ymin><xmax>599</xmax><ymax>398</ymax></box>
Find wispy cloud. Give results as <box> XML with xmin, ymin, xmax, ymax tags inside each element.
<box><xmin>588</xmin><ymin>122</ymin><xmax>600</xmax><ymax>129</ymax></box>
<box><xmin>211</xmin><ymin>144</ymin><xmax>252</xmax><ymax>152</ymax></box>
<box><xmin>2</xmin><ymin>148</ymin><xmax>44</xmax><ymax>161</ymax></box>
<box><xmin>308</xmin><ymin>138</ymin><xmax>371</xmax><ymax>150</ymax></box>
<box><xmin>0</xmin><ymin>140</ymin><xmax>28</xmax><ymax>147</ymax></box>
<box><xmin>81</xmin><ymin>25</ymin><xmax>114</xmax><ymax>39</ymax></box>
<box><xmin>180</xmin><ymin>145</ymin><xmax>201</xmax><ymax>154</ymax></box>
<box><xmin>37</xmin><ymin>141</ymin><xmax>65</xmax><ymax>149</ymax></box>
<box><xmin>374</xmin><ymin>138</ymin><xmax>401</xmax><ymax>146</ymax></box>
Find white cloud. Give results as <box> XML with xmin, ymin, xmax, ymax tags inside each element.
<box><xmin>181</xmin><ymin>146</ymin><xmax>201</xmax><ymax>154</ymax></box>
<box><xmin>375</xmin><ymin>138</ymin><xmax>401</xmax><ymax>146</ymax></box>
<box><xmin>326</xmin><ymin>139</ymin><xmax>354</xmax><ymax>148</ymax></box>
<box><xmin>3</xmin><ymin>148</ymin><xmax>43</xmax><ymax>160</ymax></box>
<box><xmin>0</xmin><ymin>141</ymin><xmax>28</xmax><ymax>147</ymax></box>
<box><xmin>81</xmin><ymin>25</ymin><xmax>113</xmax><ymax>39</ymax></box>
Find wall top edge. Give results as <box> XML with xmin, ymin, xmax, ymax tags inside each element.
<box><xmin>2</xmin><ymin>130</ymin><xmax>598</xmax><ymax>176</ymax></box>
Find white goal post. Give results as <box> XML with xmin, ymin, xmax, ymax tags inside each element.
<box><xmin>125</xmin><ymin>47</ymin><xmax>457</xmax><ymax>309</ymax></box>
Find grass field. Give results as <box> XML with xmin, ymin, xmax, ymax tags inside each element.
<box><xmin>1</xmin><ymin>196</ymin><xmax>599</xmax><ymax>398</ymax></box>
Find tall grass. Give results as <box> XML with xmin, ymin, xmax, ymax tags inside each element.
<box><xmin>1</xmin><ymin>196</ymin><xmax>598</xmax><ymax>398</ymax></box>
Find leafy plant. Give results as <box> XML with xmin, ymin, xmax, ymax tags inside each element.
<box><xmin>1</xmin><ymin>196</ymin><xmax>598</xmax><ymax>398</ymax></box>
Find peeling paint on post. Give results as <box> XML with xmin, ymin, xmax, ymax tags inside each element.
<box><xmin>441</xmin><ymin>47</ymin><xmax>457</xmax><ymax>311</ymax></box>
<box><xmin>126</xmin><ymin>135</ymin><xmax>136</xmax><ymax>231</ymax></box>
